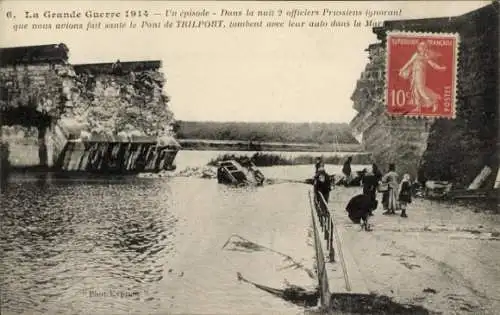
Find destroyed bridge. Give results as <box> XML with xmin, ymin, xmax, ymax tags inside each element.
<box><xmin>0</xmin><ymin>43</ymin><xmax>180</xmax><ymax>172</ymax></box>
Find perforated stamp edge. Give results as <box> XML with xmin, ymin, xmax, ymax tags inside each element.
<box><xmin>384</xmin><ymin>30</ymin><xmax>460</xmax><ymax>120</ymax></box>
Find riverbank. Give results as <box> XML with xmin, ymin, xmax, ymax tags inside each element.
<box><xmin>319</xmin><ymin>186</ymin><xmax>500</xmax><ymax>315</ymax></box>
<box><xmin>178</xmin><ymin>139</ymin><xmax>364</xmax><ymax>153</ymax></box>
<box><xmin>207</xmin><ymin>152</ymin><xmax>372</xmax><ymax>167</ymax></box>
<box><xmin>1</xmin><ymin>175</ymin><xmax>318</xmax><ymax>315</ymax></box>
<box><xmin>2</xmin><ymin>164</ymin><xmax>499</xmax><ymax>314</ymax></box>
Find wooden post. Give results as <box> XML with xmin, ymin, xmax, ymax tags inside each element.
<box><xmin>494</xmin><ymin>167</ymin><xmax>500</xmax><ymax>189</ymax></box>
<box><xmin>38</xmin><ymin>125</ymin><xmax>48</xmax><ymax>167</ymax></box>
<box><xmin>468</xmin><ymin>166</ymin><xmax>492</xmax><ymax>190</ymax></box>
<box><xmin>44</xmin><ymin>124</ymin><xmax>54</xmax><ymax>167</ymax></box>
<box><xmin>329</xmin><ymin>220</ymin><xmax>335</xmax><ymax>262</ymax></box>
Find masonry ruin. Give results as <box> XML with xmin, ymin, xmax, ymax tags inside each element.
<box><xmin>350</xmin><ymin>2</ymin><xmax>499</xmax><ymax>189</ymax></box>
<box><xmin>0</xmin><ymin>43</ymin><xmax>180</xmax><ymax>173</ymax></box>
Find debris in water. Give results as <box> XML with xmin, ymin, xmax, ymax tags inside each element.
<box><xmin>329</xmin><ymin>293</ymin><xmax>433</xmax><ymax>314</ymax></box>
<box><xmin>230</xmin><ymin>241</ymin><xmax>264</xmax><ymax>252</ymax></box>
<box><xmin>400</xmin><ymin>261</ymin><xmax>421</xmax><ymax>270</ymax></box>
<box><xmin>423</xmin><ymin>288</ymin><xmax>437</xmax><ymax>294</ymax></box>
<box><xmin>237</xmin><ymin>272</ymin><xmax>319</xmax><ymax>307</ymax></box>
<box><xmin>223</xmin><ymin>234</ymin><xmax>315</xmax><ymax>279</ymax></box>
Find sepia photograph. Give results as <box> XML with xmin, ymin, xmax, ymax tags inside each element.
<box><xmin>0</xmin><ymin>1</ymin><xmax>498</xmax><ymax>314</ymax></box>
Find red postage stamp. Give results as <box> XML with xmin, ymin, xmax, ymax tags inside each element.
<box><xmin>385</xmin><ymin>31</ymin><xmax>459</xmax><ymax>119</ymax></box>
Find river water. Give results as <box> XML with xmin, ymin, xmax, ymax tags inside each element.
<box><xmin>1</xmin><ymin>151</ymin><xmax>357</xmax><ymax>315</ymax></box>
<box><xmin>174</xmin><ymin>150</ymin><xmax>363</xmax><ymax>171</ymax></box>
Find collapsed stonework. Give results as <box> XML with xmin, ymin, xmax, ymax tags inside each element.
<box><xmin>68</xmin><ymin>60</ymin><xmax>174</xmax><ymax>137</ymax></box>
<box><xmin>0</xmin><ymin>43</ymin><xmax>179</xmax><ymax>172</ymax></box>
<box><xmin>350</xmin><ymin>43</ymin><xmax>432</xmax><ymax>180</ymax></box>
<box><xmin>350</xmin><ymin>2</ymin><xmax>498</xmax><ymax>188</ymax></box>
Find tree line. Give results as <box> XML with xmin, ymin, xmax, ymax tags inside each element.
<box><xmin>174</xmin><ymin>121</ymin><xmax>359</xmax><ymax>144</ymax></box>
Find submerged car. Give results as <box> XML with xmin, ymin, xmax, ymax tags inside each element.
<box><xmin>216</xmin><ymin>160</ymin><xmax>265</xmax><ymax>186</ymax></box>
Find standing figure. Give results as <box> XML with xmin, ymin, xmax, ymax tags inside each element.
<box><xmin>314</xmin><ymin>157</ymin><xmax>324</xmax><ymax>175</ymax></box>
<box><xmin>362</xmin><ymin>165</ymin><xmax>379</xmax><ymax>215</ymax></box>
<box><xmin>381</xmin><ymin>163</ymin><xmax>399</xmax><ymax>215</ymax></box>
<box><xmin>314</xmin><ymin>169</ymin><xmax>332</xmax><ymax>220</ymax></box>
<box><xmin>342</xmin><ymin>156</ymin><xmax>353</xmax><ymax>186</ymax></box>
<box><xmin>399</xmin><ymin>41</ymin><xmax>447</xmax><ymax>112</ymax></box>
<box><xmin>398</xmin><ymin>174</ymin><xmax>412</xmax><ymax>218</ymax></box>
<box><xmin>314</xmin><ymin>169</ymin><xmax>332</xmax><ymax>203</ymax></box>
<box><xmin>372</xmin><ymin>163</ymin><xmax>382</xmax><ymax>183</ymax></box>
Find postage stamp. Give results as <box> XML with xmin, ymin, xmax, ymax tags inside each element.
<box><xmin>385</xmin><ymin>31</ymin><xmax>459</xmax><ymax>119</ymax></box>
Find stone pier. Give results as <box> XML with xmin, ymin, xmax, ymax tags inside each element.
<box><xmin>350</xmin><ymin>2</ymin><xmax>498</xmax><ymax>188</ymax></box>
<box><xmin>0</xmin><ymin>43</ymin><xmax>179</xmax><ymax>172</ymax></box>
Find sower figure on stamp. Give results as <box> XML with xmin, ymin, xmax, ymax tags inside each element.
<box><xmin>399</xmin><ymin>41</ymin><xmax>447</xmax><ymax>113</ymax></box>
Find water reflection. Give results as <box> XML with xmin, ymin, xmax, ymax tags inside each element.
<box><xmin>1</xmin><ymin>172</ymin><xmax>317</xmax><ymax>315</ymax></box>
<box><xmin>0</xmin><ymin>176</ymin><xmax>176</xmax><ymax>315</ymax></box>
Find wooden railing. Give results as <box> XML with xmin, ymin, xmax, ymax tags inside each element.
<box><xmin>312</xmin><ymin>190</ymin><xmax>335</xmax><ymax>262</ymax></box>
<box><xmin>308</xmin><ymin>190</ymin><xmax>331</xmax><ymax>308</ymax></box>
<box><xmin>309</xmin><ymin>189</ymin><xmax>352</xmax><ymax>295</ymax></box>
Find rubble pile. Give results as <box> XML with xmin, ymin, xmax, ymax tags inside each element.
<box><xmin>350</xmin><ymin>44</ymin><xmax>430</xmax><ymax>179</ymax></box>
<box><xmin>138</xmin><ymin>166</ymin><xmax>218</xmax><ymax>179</ymax></box>
<box><xmin>63</xmin><ymin>64</ymin><xmax>175</xmax><ymax>138</ymax></box>
<box><xmin>0</xmin><ymin>44</ymin><xmax>175</xmax><ymax>138</ymax></box>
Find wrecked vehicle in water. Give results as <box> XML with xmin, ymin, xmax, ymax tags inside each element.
<box><xmin>216</xmin><ymin>160</ymin><xmax>265</xmax><ymax>186</ymax></box>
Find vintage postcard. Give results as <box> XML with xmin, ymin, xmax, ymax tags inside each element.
<box><xmin>0</xmin><ymin>1</ymin><xmax>498</xmax><ymax>315</ymax></box>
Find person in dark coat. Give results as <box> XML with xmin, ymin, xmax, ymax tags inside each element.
<box><xmin>314</xmin><ymin>157</ymin><xmax>323</xmax><ymax>175</ymax></box>
<box><xmin>372</xmin><ymin>163</ymin><xmax>382</xmax><ymax>182</ymax></box>
<box><xmin>398</xmin><ymin>173</ymin><xmax>412</xmax><ymax>218</ymax></box>
<box><xmin>314</xmin><ymin>169</ymin><xmax>332</xmax><ymax>204</ymax></box>
<box><xmin>361</xmin><ymin>166</ymin><xmax>379</xmax><ymax>215</ymax></box>
<box><xmin>345</xmin><ymin>194</ymin><xmax>372</xmax><ymax>231</ymax></box>
<box><xmin>314</xmin><ymin>169</ymin><xmax>332</xmax><ymax>220</ymax></box>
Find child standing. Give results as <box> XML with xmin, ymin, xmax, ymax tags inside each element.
<box><xmin>398</xmin><ymin>174</ymin><xmax>412</xmax><ymax>218</ymax></box>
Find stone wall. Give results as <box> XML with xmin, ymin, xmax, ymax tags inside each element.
<box><xmin>350</xmin><ymin>43</ymin><xmax>430</xmax><ymax>178</ymax></box>
<box><xmin>0</xmin><ymin>63</ymin><xmax>73</xmax><ymax>122</ymax></box>
<box><xmin>0</xmin><ymin>44</ymin><xmax>178</xmax><ymax>170</ymax></box>
<box><xmin>67</xmin><ymin>61</ymin><xmax>174</xmax><ymax>137</ymax></box>
<box><xmin>351</xmin><ymin>2</ymin><xmax>498</xmax><ymax>186</ymax></box>
<box><xmin>0</xmin><ymin>45</ymin><xmax>73</xmax><ymax>167</ymax></box>
<box><xmin>418</xmin><ymin>3</ymin><xmax>499</xmax><ymax>187</ymax></box>
<box><xmin>0</xmin><ymin>126</ymin><xmax>39</xmax><ymax>166</ymax></box>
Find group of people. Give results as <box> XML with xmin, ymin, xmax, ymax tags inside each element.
<box><xmin>348</xmin><ymin>162</ymin><xmax>413</xmax><ymax>230</ymax></box>
<box><xmin>312</xmin><ymin>156</ymin><xmax>413</xmax><ymax>232</ymax></box>
<box><xmin>362</xmin><ymin>163</ymin><xmax>412</xmax><ymax>212</ymax></box>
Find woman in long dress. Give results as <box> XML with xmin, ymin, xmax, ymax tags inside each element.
<box><xmin>381</xmin><ymin>163</ymin><xmax>399</xmax><ymax>215</ymax></box>
<box><xmin>399</xmin><ymin>41</ymin><xmax>447</xmax><ymax>112</ymax></box>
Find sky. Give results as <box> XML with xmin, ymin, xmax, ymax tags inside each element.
<box><xmin>0</xmin><ymin>1</ymin><xmax>490</xmax><ymax>123</ymax></box>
